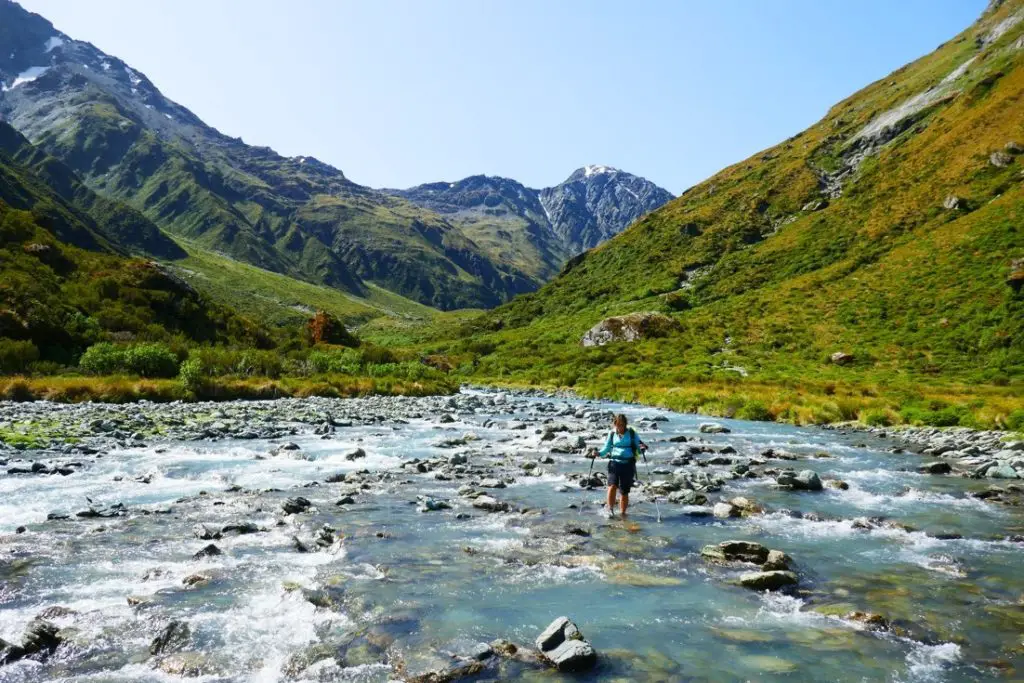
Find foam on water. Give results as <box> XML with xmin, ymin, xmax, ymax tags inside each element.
<box><xmin>902</xmin><ymin>642</ymin><xmax>962</xmax><ymax>682</ymax></box>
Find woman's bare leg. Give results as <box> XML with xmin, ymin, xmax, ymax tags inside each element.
<box><xmin>607</xmin><ymin>485</ymin><xmax>618</xmax><ymax>514</ymax></box>
<box><xmin>620</xmin><ymin>493</ymin><xmax>629</xmax><ymax>517</ymax></box>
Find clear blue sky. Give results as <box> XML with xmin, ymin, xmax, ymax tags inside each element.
<box><xmin>21</xmin><ymin>0</ymin><xmax>986</xmax><ymax>192</ymax></box>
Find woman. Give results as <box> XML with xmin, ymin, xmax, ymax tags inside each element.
<box><xmin>588</xmin><ymin>414</ymin><xmax>647</xmax><ymax>518</ymax></box>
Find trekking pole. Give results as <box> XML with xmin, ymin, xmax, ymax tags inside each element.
<box><xmin>579</xmin><ymin>450</ymin><xmax>596</xmax><ymax>516</ymax></box>
<box><xmin>642</xmin><ymin>451</ymin><xmax>662</xmax><ymax>523</ymax></box>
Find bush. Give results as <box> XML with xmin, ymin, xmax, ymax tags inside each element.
<box><xmin>1003</xmin><ymin>408</ymin><xmax>1024</xmax><ymax>431</ymax></box>
<box><xmin>190</xmin><ymin>348</ymin><xmax>283</xmax><ymax>378</ymax></box>
<box><xmin>307</xmin><ymin>348</ymin><xmax>361</xmax><ymax>375</ymax></box>
<box><xmin>663</xmin><ymin>292</ymin><xmax>692</xmax><ymax>312</ymax></box>
<box><xmin>124</xmin><ymin>344</ymin><xmax>180</xmax><ymax>378</ymax></box>
<box><xmin>0</xmin><ymin>339</ymin><xmax>40</xmax><ymax>374</ymax></box>
<box><xmin>736</xmin><ymin>400</ymin><xmax>774</xmax><ymax>422</ymax></box>
<box><xmin>360</xmin><ymin>346</ymin><xmax>397</xmax><ymax>365</ymax></box>
<box><xmin>861</xmin><ymin>408</ymin><xmax>895</xmax><ymax>427</ymax></box>
<box><xmin>79</xmin><ymin>342</ymin><xmax>179</xmax><ymax>378</ymax></box>
<box><xmin>178</xmin><ymin>358</ymin><xmax>204</xmax><ymax>394</ymax></box>
<box><xmin>79</xmin><ymin>343</ymin><xmax>124</xmax><ymax>375</ymax></box>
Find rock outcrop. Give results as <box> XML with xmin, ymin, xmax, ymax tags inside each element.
<box><xmin>581</xmin><ymin>312</ymin><xmax>680</xmax><ymax>347</ymax></box>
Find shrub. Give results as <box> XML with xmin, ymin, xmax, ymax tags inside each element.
<box><xmin>0</xmin><ymin>339</ymin><xmax>40</xmax><ymax>374</ymax></box>
<box><xmin>736</xmin><ymin>400</ymin><xmax>774</xmax><ymax>422</ymax></box>
<box><xmin>1006</xmin><ymin>409</ymin><xmax>1024</xmax><ymax>431</ymax></box>
<box><xmin>124</xmin><ymin>344</ymin><xmax>180</xmax><ymax>378</ymax></box>
<box><xmin>178</xmin><ymin>358</ymin><xmax>204</xmax><ymax>394</ymax></box>
<box><xmin>360</xmin><ymin>346</ymin><xmax>397</xmax><ymax>365</ymax></box>
<box><xmin>79</xmin><ymin>343</ymin><xmax>124</xmax><ymax>375</ymax></box>
<box><xmin>306</xmin><ymin>311</ymin><xmax>358</xmax><ymax>347</ymax></box>
<box><xmin>663</xmin><ymin>292</ymin><xmax>692</xmax><ymax>312</ymax></box>
<box><xmin>307</xmin><ymin>348</ymin><xmax>361</xmax><ymax>375</ymax></box>
<box><xmin>861</xmin><ymin>408</ymin><xmax>895</xmax><ymax>427</ymax></box>
<box><xmin>79</xmin><ymin>342</ymin><xmax>179</xmax><ymax>378</ymax></box>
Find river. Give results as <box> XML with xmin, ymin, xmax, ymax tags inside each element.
<box><xmin>0</xmin><ymin>389</ymin><xmax>1021</xmax><ymax>682</ymax></box>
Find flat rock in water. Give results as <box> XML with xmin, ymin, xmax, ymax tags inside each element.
<box><xmin>700</xmin><ymin>423</ymin><xmax>731</xmax><ymax>434</ymax></box>
<box><xmin>738</xmin><ymin>570</ymin><xmax>798</xmax><ymax>591</ymax></box>
<box><xmin>472</xmin><ymin>496</ymin><xmax>510</xmax><ymax>513</ymax></box>
<box><xmin>701</xmin><ymin>540</ymin><xmax>770</xmax><ymax>564</ymax></box>
<box><xmin>547</xmin><ymin>638</ymin><xmax>597</xmax><ymax>672</ymax></box>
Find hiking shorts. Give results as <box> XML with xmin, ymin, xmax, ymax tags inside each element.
<box><xmin>607</xmin><ymin>459</ymin><xmax>636</xmax><ymax>494</ymax></box>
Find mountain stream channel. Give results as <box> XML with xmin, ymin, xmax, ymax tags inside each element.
<box><xmin>0</xmin><ymin>389</ymin><xmax>1022</xmax><ymax>682</ymax></box>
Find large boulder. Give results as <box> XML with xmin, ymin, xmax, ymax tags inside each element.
<box><xmin>776</xmin><ymin>469</ymin><xmax>823</xmax><ymax>491</ymax></box>
<box><xmin>535</xmin><ymin>617</ymin><xmax>597</xmax><ymax>673</ymax></box>
<box><xmin>580</xmin><ymin>312</ymin><xmax>680</xmax><ymax>347</ymax></box>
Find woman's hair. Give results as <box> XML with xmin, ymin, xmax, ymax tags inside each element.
<box><xmin>613</xmin><ymin>414</ymin><xmax>628</xmax><ymax>431</ymax></box>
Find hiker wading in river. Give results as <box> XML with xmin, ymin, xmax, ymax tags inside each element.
<box><xmin>587</xmin><ymin>413</ymin><xmax>647</xmax><ymax>518</ymax></box>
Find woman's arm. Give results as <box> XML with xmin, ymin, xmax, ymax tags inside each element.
<box><xmin>598</xmin><ymin>432</ymin><xmax>613</xmax><ymax>457</ymax></box>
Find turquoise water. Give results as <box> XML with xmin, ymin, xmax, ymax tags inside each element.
<box><xmin>0</xmin><ymin>392</ymin><xmax>1021</xmax><ymax>681</ymax></box>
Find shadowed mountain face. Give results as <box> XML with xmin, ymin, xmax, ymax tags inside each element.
<box><xmin>0</xmin><ymin>0</ymin><xmax>544</xmax><ymax>310</ymax></box>
<box><xmin>388</xmin><ymin>167</ymin><xmax>674</xmax><ymax>282</ymax></box>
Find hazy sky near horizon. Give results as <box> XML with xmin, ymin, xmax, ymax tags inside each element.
<box><xmin>19</xmin><ymin>0</ymin><xmax>986</xmax><ymax>192</ymax></box>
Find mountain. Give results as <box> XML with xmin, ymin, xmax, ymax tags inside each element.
<box><xmin>0</xmin><ymin>0</ymin><xmax>536</xmax><ymax>310</ymax></box>
<box><xmin>0</xmin><ymin>121</ymin><xmax>270</xmax><ymax>362</ymax></box>
<box><xmin>387</xmin><ymin>167</ymin><xmax>673</xmax><ymax>282</ymax></box>
<box><xmin>541</xmin><ymin>165</ymin><xmax>675</xmax><ymax>253</ymax></box>
<box><xmin>451</xmin><ymin>0</ymin><xmax>1024</xmax><ymax>420</ymax></box>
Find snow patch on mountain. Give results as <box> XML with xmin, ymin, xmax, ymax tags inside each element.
<box><xmin>583</xmin><ymin>164</ymin><xmax>616</xmax><ymax>177</ymax></box>
<box><xmin>43</xmin><ymin>36</ymin><xmax>64</xmax><ymax>52</ymax></box>
<box><xmin>3</xmin><ymin>66</ymin><xmax>50</xmax><ymax>91</ymax></box>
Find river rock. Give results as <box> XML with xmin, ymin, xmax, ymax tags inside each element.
<box><xmin>776</xmin><ymin>469</ymin><xmax>822</xmax><ymax>491</ymax></box>
<box><xmin>156</xmin><ymin>652</ymin><xmax>217</xmax><ymax>677</ymax></box>
<box><xmin>699</xmin><ymin>423</ymin><xmax>731</xmax><ymax>434</ymax></box>
<box><xmin>713</xmin><ymin>502</ymin><xmax>739</xmax><ymax>518</ymax></box>
<box><xmin>762</xmin><ymin>549</ymin><xmax>792</xmax><ymax>571</ymax></box>
<box><xmin>150</xmin><ymin>620</ymin><xmax>191</xmax><ymax>655</ymax></box>
<box><xmin>21</xmin><ymin>619</ymin><xmax>62</xmax><ymax>657</ymax></box>
<box><xmin>669</xmin><ymin>490</ymin><xmax>707</xmax><ymax>505</ymax></box>
<box><xmin>345</xmin><ymin>448</ymin><xmax>367</xmax><ymax>461</ymax></box>
<box><xmin>0</xmin><ymin>638</ymin><xmax>25</xmax><ymax>665</ymax></box>
<box><xmin>738</xmin><ymin>570</ymin><xmax>798</xmax><ymax>591</ymax></box>
<box><xmin>846</xmin><ymin>611</ymin><xmax>890</xmax><ymax>632</ymax></box>
<box><xmin>282</xmin><ymin>497</ymin><xmax>312</xmax><ymax>514</ymax></box>
<box><xmin>472</xmin><ymin>496</ymin><xmax>510</xmax><ymax>513</ymax></box>
<box><xmin>701</xmin><ymin>540</ymin><xmax>769</xmax><ymax>564</ymax></box>
<box><xmin>988</xmin><ymin>465</ymin><xmax>1020</xmax><ymax>479</ymax></box>
<box><xmin>192</xmin><ymin>523</ymin><xmax>222</xmax><ymax>540</ymax></box>
<box><xmin>918</xmin><ymin>461</ymin><xmax>952</xmax><ymax>475</ymax></box>
<box><xmin>192</xmin><ymin>544</ymin><xmax>222</xmax><ymax>560</ymax></box>
<box><xmin>535</xmin><ymin>617</ymin><xmax>597</xmax><ymax>672</ymax></box>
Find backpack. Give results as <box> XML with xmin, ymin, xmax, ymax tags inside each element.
<box><xmin>610</xmin><ymin>427</ymin><xmax>639</xmax><ymax>460</ymax></box>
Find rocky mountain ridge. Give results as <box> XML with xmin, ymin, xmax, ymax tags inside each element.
<box><xmin>388</xmin><ymin>166</ymin><xmax>673</xmax><ymax>281</ymax></box>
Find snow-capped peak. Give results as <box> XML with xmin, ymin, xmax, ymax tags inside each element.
<box><xmin>583</xmin><ymin>164</ymin><xmax>617</xmax><ymax>178</ymax></box>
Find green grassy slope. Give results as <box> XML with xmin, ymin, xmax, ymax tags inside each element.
<box><xmin>170</xmin><ymin>243</ymin><xmax>438</xmax><ymax>330</ymax></box>
<box><xmin>434</xmin><ymin>1</ymin><xmax>1024</xmax><ymax>426</ymax></box>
